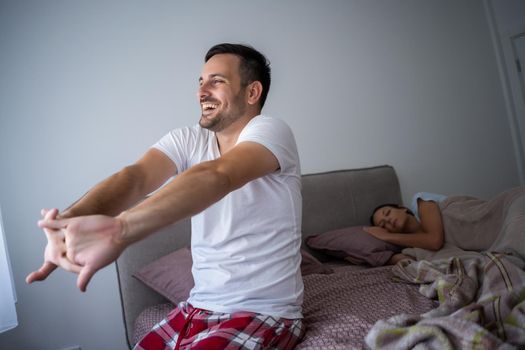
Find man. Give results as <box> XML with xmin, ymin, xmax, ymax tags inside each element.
<box><xmin>27</xmin><ymin>43</ymin><xmax>305</xmax><ymax>349</ymax></box>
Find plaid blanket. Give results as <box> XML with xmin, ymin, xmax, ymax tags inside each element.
<box><xmin>366</xmin><ymin>253</ymin><xmax>525</xmax><ymax>349</ymax></box>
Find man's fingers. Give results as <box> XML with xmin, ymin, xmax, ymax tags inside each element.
<box><xmin>41</xmin><ymin>208</ymin><xmax>59</xmax><ymax>219</ymax></box>
<box><xmin>26</xmin><ymin>272</ymin><xmax>40</xmax><ymax>284</ymax></box>
<box><xmin>58</xmin><ymin>255</ymin><xmax>82</xmax><ymax>274</ymax></box>
<box><xmin>38</xmin><ymin>208</ymin><xmax>63</xmax><ymax>230</ymax></box>
<box><xmin>40</xmin><ymin>209</ymin><xmax>62</xmax><ymax>236</ymax></box>
<box><xmin>25</xmin><ymin>261</ymin><xmax>57</xmax><ymax>284</ymax></box>
<box><xmin>38</xmin><ymin>217</ymin><xmax>68</xmax><ymax>230</ymax></box>
<box><xmin>26</xmin><ymin>258</ymin><xmax>83</xmax><ymax>284</ymax></box>
<box><xmin>77</xmin><ymin>266</ymin><xmax>96</xmax><ymax>292</ymax></box>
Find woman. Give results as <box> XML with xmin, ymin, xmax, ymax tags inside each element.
<box><xmin>364</xmin><ymin>193</ymin><xmax>447</xmax><ymax>263</ymax></box>
<box><xmin>366</xmin><ymin>188</ymin><xmax>525</xmax><ymax>266</ymax></box>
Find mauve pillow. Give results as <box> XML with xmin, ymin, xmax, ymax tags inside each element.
<box><xmin>133</xmin><ymin>247</ymin><xmax>330</xmax><ymax>303</ymax></box>
<box><xmin>300</xmin><ymin>249</ymin><xmax>333</xmax><ymax>276</ymax></box>
<box><xmin>305</xmin><ymin>226</ymin><xmax>402</xmax><ymax>266</ymax></box>
<box><xmin>133</xmin><ymin>246</ymin><xmax>194</xmax><ymax>305</ymax></box>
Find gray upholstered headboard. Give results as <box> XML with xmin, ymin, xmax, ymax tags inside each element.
<box><xmin>115</xmin><ymin>165</ymin><xmax>401</xmax><ymax>348</ymax></box>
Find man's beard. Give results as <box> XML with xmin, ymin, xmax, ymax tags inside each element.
<box><xmin>199</xmin><ymin>91</ymin><xmax>247</xmax><ymax>132</ymax></box>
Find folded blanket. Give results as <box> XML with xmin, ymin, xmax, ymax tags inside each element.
<box><xmin>365</xmin><ymin>253</ymin><xmax>525</xmax><ymax>349</ymax></box>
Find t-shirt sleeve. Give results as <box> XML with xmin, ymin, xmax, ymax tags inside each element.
<box><xmin>151</xmin><ymin>126</ymin><xmax>197</xmax><ymax>173</ymax></box>
<box><xmin>236</xmin><ymin>116</ymin><xmax>300</xmax><ymax>176</ymax></box>
<box><xmin>410</xmin><ymin>192</ymin><xmax>448</xmax><ymax>220</ymax></box>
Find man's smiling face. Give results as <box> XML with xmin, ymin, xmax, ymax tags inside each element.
<box><xmin>197</xmin><ymin>53</ymin><xmax>248</xmax><ymax>132</ymax></box>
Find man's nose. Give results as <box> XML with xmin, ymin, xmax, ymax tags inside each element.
<box><xmin>197</xmin><ymin>83</ymin><xmax>210</xmax><ymax>100</ymax></box>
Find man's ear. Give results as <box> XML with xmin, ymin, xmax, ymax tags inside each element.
<box><xmin>246</xmin><ymin>81</ymin><xmax>263</xmax><ymax>106</ymax></box>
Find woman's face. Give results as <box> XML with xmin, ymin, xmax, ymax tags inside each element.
<box><xmin>372</xmin><ymin>206</ymin><xmax>411</xmax><ymax>233</ymax></box>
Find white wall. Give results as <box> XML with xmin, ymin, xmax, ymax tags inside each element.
<box><xmin>486</xmin><ymin>0</ymin><xmax>525</xmax><ymax>183</ymax></box>
<box><xmin>0</xmin><ymin>1</ymin><xmax>520</xmax><ymax>349</ymax></box>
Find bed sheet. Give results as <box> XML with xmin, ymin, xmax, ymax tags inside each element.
<box><xmin>297</xmin><ymin>265</ymin><xmax>436</xmax><ymax>349</ymax></box>
<box><xmin>132</xmin><ymin>265</ymin><xmax>437</xmax><ymax>349</ymax></box>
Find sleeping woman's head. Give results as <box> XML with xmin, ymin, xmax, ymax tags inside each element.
<box><xmin>370</xmin><ymin>204</ymin><xmax>416</xmax><ymax>233</ymax></box>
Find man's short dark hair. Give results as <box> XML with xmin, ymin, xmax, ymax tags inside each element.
<box><xmin>370</xmin><ymin>203</ymin><xmax>415</xmax><ymax>226</ymax></box>
<box><xmin>205</xmin><ymin>43</ymin><xmax>271</xmax><ymax>108</ymax></box>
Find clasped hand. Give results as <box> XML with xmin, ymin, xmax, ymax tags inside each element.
<box><xmin>26</xmin><ymin>209</ymin><xmax>126</xmax><ymax>292</ymax></box>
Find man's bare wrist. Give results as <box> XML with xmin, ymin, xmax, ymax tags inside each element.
<box><xmin>116</xmin><ymin>211</ymin><xmax>133</xmax><ymax>246</ymax></box>
<box><xmin>58</xmin><ymin>209</ymin><xmax>75</xmax><ymax>219</ymax></box>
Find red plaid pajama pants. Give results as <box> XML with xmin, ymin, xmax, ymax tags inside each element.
<box><xmin>134</xmin><ymin>302</ymin><xmax>306</xmax><ymax>350</ymax></box>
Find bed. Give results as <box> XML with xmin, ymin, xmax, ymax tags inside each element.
<box><xmin>115</xmin><ymin>166</ymin><xmax>525</xmax><ymax>349</ymax></box>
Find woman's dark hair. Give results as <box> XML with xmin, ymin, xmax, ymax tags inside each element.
<box><xmin>369</xmin><ymin>203</ymin><xmax>415</xmax><ymax>226</ymax></box>
<box><xmin>205</xmin><ymin>43</ymin><xmax>271</xmax><ymax>108</ymax></box>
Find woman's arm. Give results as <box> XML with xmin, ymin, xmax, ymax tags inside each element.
<box><xmin>365</xmin><ymin>200</ymin><xmax>444</xmax><ymax>250</ymax></box>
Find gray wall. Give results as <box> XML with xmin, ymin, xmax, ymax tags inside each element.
<box><xmin>488</xmin><ymin>0</ymin><xmax>525</xmax><ymax>183</ymax></box>
<box><xmin>0</xmin><ymin>1</ymin><xmax>520</xmax><ymax>349</ymax></box>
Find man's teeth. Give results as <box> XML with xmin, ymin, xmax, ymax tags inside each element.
<box><xmin>202</xmin><ymin>103</ymin><xmax>218</xmax><ymax>110</ymax></box>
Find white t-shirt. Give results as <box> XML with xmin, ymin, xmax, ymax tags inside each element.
<box><xmin>152</xmin><ymin>115</ymin><xmax>303</xmax><ymax>319</ymax></box>
<box><xmin>410</xmin><ymin>192</ymin><xmax>447</xmax><ymax>220</ymax></box>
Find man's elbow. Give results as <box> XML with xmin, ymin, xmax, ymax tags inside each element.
<box><xmin>193</xmin><ymin>161</ymin><xmax>236</xmax><ymax>194</ymax></box>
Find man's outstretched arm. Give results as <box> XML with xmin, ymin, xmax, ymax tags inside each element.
<box><xmin>36</xmin><ymin>141</ymin><xmax>279</xmax><ymax>291</ymax></box>
<box><xmin>26</xmin><ymin>148</ymin><xmax>176</xmax><ymax>284</ymax></box>
<box><xmin>118</xmin><ymin>141</ymin><xmax>279</xmax><ymax>244</ymax></box>
<box><xmin>60</xmin><ymin>148</ymin><xmax>177</xmax><ymax>218</ymax></box>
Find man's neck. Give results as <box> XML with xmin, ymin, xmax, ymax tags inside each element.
<box><xmin>216</xmin><ymin>112</ymin><xmax>261</xmax><ymax>154</ymax></box>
